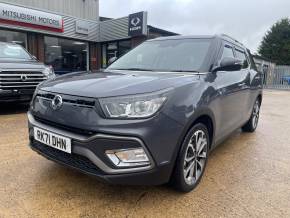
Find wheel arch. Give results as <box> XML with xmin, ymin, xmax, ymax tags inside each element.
<box><xmin>191</xmin><ymin>115</ymin><xmax>214</xmax><ymax>149</ymax></box>
<box><xmin>175</xmin><ymin>108</ymin><xmax>216</xmax><ymax>157</ymax></box>
<box><xmin>169</xmin><ymin>108</ymin><xmax>216</xmax><ymax>183</ymax></box>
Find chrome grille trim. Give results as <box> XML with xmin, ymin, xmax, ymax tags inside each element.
<box><xmin>0</xmin><ymin>74</ymin><xmax>45</xmax><ymax>77</ymax></box>
<box><xmin>0</xmin><ymin>81</ymin><xmax>42</xmax><ymax>84</ymax></box>
<box><xmin>0</xmin><ymin>70</ymin><xmax>46</xmax><ymax>90</ymax></box>
<box><xmin>0</xmin><ymin>85</ymin><xmax>38</xmax><ymax>88</ymax></box>
<box><xmin>0</xmin><ymin>78</ymin><xmax>45</xmax><ymax>81</ymax></box>
<box><xmin>36</xmin><ymin>91</ymin><xmax>96</xmax><ymax>108</ymax></box>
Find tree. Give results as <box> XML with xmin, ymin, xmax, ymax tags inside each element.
<box><xmin>258</xmin><ymin>18</ymin><xmax>290</xmax><ymax>65</ymax></box>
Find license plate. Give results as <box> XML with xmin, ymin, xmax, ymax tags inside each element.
<box><xmin>34</xmin><ymin>127</ymin><xmax>71</xmax><ymax>153</ymax></box>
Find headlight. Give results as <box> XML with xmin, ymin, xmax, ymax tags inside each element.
<box><xmin>99</xmin><ymin>90</ymin><xmax>169</xmax><ymax>119</ymax></box>
<box><xmin>43</xmin><ymin>66</ymin><xmax>55</xmax><ymax>79</ymax></box>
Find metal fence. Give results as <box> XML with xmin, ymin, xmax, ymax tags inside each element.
<box><xmin>263</xmin><ymin>65</ymin><xmax>290</xmax><ymax>90</ymax></box>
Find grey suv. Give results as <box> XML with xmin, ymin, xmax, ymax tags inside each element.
<box><xmin>0</xmin><ymin>42</ymin><xmax>55</xmax><ymax>102</ymax></box>
<box><xmin>27</xmin><ymin>35</ymin><xmax>262</xmax><ymax>192</ymax></box>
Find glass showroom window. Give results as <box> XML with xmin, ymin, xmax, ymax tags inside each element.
<box><xmin>101</xmin><ymin>42</ymin><xmax>117</xmax><ymax>68</ymax></box>
<box><xmin>119</xmin><ymin>40</ymin><xmax>131</xmax><ymax>56</ymax></box>
<box><xmin>0</xmin><ymin>29</ymin><xmax>27</xmax><ymax>48</ymax></box>
<box><xmin>101</xmin><ymin>40</ymin><xmax>131</xmax><ymax>68</ymax></box>
<box><xmin>44</xmin><ymin>36</ymin><xmax>88</xmax><ymax>75</ymax></box>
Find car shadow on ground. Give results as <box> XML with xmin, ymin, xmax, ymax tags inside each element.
<box><xmin>0</xmin><ymin>102</ymin><xmax>29</xmax><ymax>115</ymax></box>
<box><xmin>32</xmin><ymin>161</ymin><xmax>181</xmax><ymax>205</ymax></box>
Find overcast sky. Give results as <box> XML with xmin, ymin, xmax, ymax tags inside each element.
<box><xmin>100</xmin><ymin>0</ymin><xmax>290</xmax><ymax>53</ymax></box>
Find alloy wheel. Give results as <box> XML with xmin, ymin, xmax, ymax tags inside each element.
<box><xmin>252</xmin><ymin>101</ymin><xmax>260</xmax><ymax>129</ymax></box>
<box><xmin>183</xmin><ymin>130</ymin><xmax>208</xmax><ymax>185</ymax></box>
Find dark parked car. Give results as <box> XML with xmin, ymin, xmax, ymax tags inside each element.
<box><xmin>27</xmin><ymin>35</ymin><xmax>262</xmax><ymax>192</ymax></box>
<box><xmin>0</xmin><ymin>42</ymin><xmax>55</xmax><ymax>102</ymax></box>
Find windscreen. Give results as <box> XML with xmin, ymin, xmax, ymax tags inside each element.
<box><xmin>0</xmin><ymin>43</ymin><xmax>32</xmax><ymax>60</ymax></box>
<box><xmin>108</xmin><ymin>38</ymin><xmax>211</xmax><ymax>72</ymax></box>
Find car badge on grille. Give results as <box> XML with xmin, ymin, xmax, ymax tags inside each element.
<box><xmin>20</xmin><ymin>75</ymin><xmax>27</xmax><ymax>82</ymax></box>
<box><xmin>51</xmin><ymin>95</ymin><xmax>63</xmax><ymax>110</ymax></box>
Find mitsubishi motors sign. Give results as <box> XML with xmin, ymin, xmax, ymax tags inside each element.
<box><xmin>0</xmin><ymin>3</ymin><xmax>63</xmax><ymax>32</ymax></box>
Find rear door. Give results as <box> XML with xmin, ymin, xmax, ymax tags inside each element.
<box><xmin>213</xmin><ymin>42</ymin><xmax>249</xmax><ymax>141</ymax></box>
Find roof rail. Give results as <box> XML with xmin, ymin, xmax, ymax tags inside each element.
<box><xmin>220</xmin><ymin>34</ymin><xmax>244</xmax><ymax>47</ymax></box>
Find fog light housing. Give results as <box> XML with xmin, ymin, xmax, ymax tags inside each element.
<box><xmin>105</xmin><ymin>148</ymin><xmax>150</xmax><ymax>167</ymax></box>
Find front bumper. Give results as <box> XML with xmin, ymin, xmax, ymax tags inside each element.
<box><xmin>27</xmin><ymin>111</ymin><xmax>184</xmax><ymax>185</ymax></box>
<box><xmin>0</xmin><ymin>89</ymin><xmax>34</xmax><ymax>102</ymax></box>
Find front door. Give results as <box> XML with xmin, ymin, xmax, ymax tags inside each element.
<box><xmin>213</xmin><ymin>43</ymin><xmax>250</xmax><ymax>142</ymax></box>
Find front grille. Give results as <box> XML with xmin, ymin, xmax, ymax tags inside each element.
<box><xmin>34</xmin><ymin>115</ymin><xmax>96</xmax><ymax>137</ymax></box>
<box><xmin>0</xmin><ymin>70</ymin><xmax>45</xmax><ymax>90</ymax></box>
<box><xmin>31</xmin><ymin>140</ymin><xmax>104</xmax><ymax>175</ymax></box>
<box><xmin>36</xmin><ymin>91</ymin><xmax>96</xmax><ymax>108</ymax></box>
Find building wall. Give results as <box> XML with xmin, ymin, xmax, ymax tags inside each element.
<box><xmin>0</xmin><ymin>2</ymin><xmax>100</xmax><ymax>42</ymax></box>
<box><xmin>1</xmin><ymin>0</ymin><xmax>99</xmax><ymax>21</ymax></box>
<box><xmin>99</xmin><ymin>17</ymin><xmax>129</xmax><ymax>42</ymax></box>
<box><xmin>0</xmin><ymin>3</ymin><xmax>175</xmax><ymax>71</ymax></box>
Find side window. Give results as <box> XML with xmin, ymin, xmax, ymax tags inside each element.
<box><xmin>235</xmin><ymin>49</ymin><xmax>249</xmax><ymax>69</ymax></box>
<box><xmin>221</xmin><ymin>45</ymin><xmax>234</xmax><ymax>59</ymax></box>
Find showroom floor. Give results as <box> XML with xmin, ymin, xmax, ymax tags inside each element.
<box><xmin>0</xmin><ymin>90</ymin><xmax>289</xmax><ymax>218</ymax></box>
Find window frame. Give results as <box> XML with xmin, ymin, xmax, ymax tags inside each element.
<box><xmin>217</xmin><ymin>40</ymin><xmax>252</xmax><ymax>71</ymax></box>
<box><xmin>233</xmin><ymin>46</ymin><xmax>250</xmax><ymax>70</ymax></box>
<box><xmin>217</xmin><ymin>42</ymin><xmax>235</xmax><ymax>61</ymax></box>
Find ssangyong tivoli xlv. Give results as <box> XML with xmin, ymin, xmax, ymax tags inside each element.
<box><xmin>27</xmin><ymin>35</ymin><xmax>262</xmax><ymax>192</ymax></box>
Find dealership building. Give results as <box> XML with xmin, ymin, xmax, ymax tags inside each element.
<box><xmin>0</xmin><ymin>0</ymin><xmax>177</xmax><ymax>74</ymax></box>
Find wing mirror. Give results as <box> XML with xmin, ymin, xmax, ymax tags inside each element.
<box><xmin>108</xmin><ymin>56</ymin><xmax>118</xmax><ymax>65</ymax></box>
<box><xmin>212</xmin><ymin>57</ymin><xmax>243</xmax><ymax>72</ymax></box>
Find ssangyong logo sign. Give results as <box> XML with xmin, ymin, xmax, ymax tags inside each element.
<box><xmin>131</xmin><ymin>17</ymin><xmax>141</xmax><ymax>27</ymax></box>
<box><xmin>0</xmin><ymin>3</ymin><xmax>63</xmax><ymax>32</ymax></box>
<box><xmin>128</xmin><ymin>11</ymin><xmax>147</xmax><ymax>37</ymax></box>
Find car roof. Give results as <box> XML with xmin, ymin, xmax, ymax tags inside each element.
<box><xmin>147</xmin><ymin>34</ymin><xmax>245</xmax><ymax>48</ymax></box>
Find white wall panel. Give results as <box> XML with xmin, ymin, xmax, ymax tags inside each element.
<box><xmin>99</xmin><ymin>17</ymin><xmax>129</xmax><ymax>42</ymax></box>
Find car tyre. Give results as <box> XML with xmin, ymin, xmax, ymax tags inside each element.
<box><xmin>242</xmin><ymin>99</ymin><xmax>261</xmax><ymax>132</ymax></box>
<box><xmin>171</xmin><ymin>123</ymin><xmax>209</xmax><ymax>192</ymax></box>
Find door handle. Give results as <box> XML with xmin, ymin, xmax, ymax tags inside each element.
<box><xmin>238</xmin><ymin>82</ymin><xmax>246</xmax><ymax>87</ymax></box>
